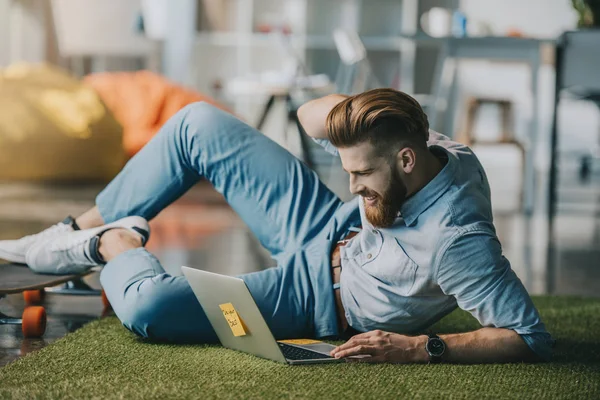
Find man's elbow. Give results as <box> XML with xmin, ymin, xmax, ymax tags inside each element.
<box><xmin>517</xmin><ymin>343</ymin><xmax>542</xmax><ymax>363</ymax></box>
<box><xmin>515</xmin><ymin>330</ymin><xmax>554</xmax><ymax>363</ymax></box>
<box><xmin>297</xmin><ymin>103</ymin><xmax>310</xmax><ymax>134</ymax></box>
<box><xmin>297</xmin><ymin>105</ymin><xmax>324</xmax><ymax>139</ymax></box>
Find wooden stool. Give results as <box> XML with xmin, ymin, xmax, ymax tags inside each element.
<box><xmin>459</xmin><ymin>97</ymin><xmax>526</xmax><ymax>209</ymax></box>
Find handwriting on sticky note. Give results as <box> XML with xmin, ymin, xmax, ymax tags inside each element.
<box><xmin>219</xmin><ymin>303</ymin><xmax>247</xmax><ymax>337</ymax></box>
<box><xmin>279</xmin><ymin>339</ymin><xmax>322</xmax><ymax>345</ymax></box>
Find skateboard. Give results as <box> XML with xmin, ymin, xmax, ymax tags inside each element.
<box><xmin>0</xmin><ymin>263</ymin><xmax>109</xmax><ymax>338</ymax></box>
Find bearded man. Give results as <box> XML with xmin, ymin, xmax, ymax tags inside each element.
<box><xmin>0</xmin><ymin>88</ymin><xmax>553</xmax><ymax>363</ymax></box>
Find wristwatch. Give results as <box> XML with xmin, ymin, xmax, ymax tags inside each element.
<box><xmin>425</xmin><ymin>333</ymin><xmax>446</xmax><ymax>363</ymax></box>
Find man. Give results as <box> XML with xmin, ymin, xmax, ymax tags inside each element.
<box><xmin>0</xmin><ymin>88</ymin><xmax>553</xmax><ymax>363</ymax></box>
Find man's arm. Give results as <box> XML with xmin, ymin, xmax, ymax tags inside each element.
<box><xmin>330</xmin><ymin>327</ymin><xmax>535</xmax><ymax>363</ymax></box>
<box><xmin>331</xmin><ymin>231</ymin><xmax>553</xmax><ymax>363</ymax></box>
<box><xmin>297</xmin><ymin>94</ymin><xmax>348</xmax><ymax>139</ymax></box>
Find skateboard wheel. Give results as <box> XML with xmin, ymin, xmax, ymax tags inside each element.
<box><xmin>101</xmin><ymin>290</ymin><xmax>112</xmax><ymax>310</ymax></box>
<box><xmin>23</xmin><ymin>289</ymin><xmax>45</xmax><ymax>305</ymax></box>
<box><xmin>21</xmin><ymin>306</ymin><xmax>46</xmax><ymax>338</ymax></box>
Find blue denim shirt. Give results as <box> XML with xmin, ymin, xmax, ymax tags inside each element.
<box><xmin>314</xmin><ymin>132</ymin><xmax>554</xmax><ymax>361</ymax></box>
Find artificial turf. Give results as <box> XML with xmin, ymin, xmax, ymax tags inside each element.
<box><xmin>0</xmin><ymin>296</ymin><xmax>599</xmax><ymax>399</ymax></box>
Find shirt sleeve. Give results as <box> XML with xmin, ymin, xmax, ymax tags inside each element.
<box><xmin>436</xmin><ymin>230</ymin><xmax>554</xmax><ymax>361</ymax></box>
<box><xmin>311</xmin><ymin>138</ymin><xmax>339</xmax><ymax>156</ymax></box>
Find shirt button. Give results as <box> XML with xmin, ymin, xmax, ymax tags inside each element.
<box><xmin>367</xmin><ymin>253</ymin><xmax>372</xmax><ymax>259</ymax></box>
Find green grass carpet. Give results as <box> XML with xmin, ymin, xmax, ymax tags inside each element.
<box><xmin>1</xmin><ymin>296</ymin><xmax>599</xmax><ymax>399</ymax></box>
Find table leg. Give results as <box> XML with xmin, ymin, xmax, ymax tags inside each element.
<box><xmin>523</xmin><ymin>54</ymin><xmax>541</xmax><ymax>215</ymax></box>
<box><xmin>256</xmin><ymin>95</ymin><xmax>276</xmax><ymax>131</ymax></box>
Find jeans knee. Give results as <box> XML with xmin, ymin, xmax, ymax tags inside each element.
<box><xmin>182</xmin><ymin>101</ymin><xmax>224</xmax><ymax>132</ymax></box>
<box><xmin>172</xmin><ymin>101</ymin><xmax>230</xmax><ymax>155</ymax></box>
<box><xmin>118</xmin><ymin>284</ymin><xmax>169</xmax><ymax>340</ymax></box>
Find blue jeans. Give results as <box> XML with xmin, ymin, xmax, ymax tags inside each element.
<box><xmin>96</xmin><ymin>103</ymin><xmax>361</xmax><ymax>342</ymax></box>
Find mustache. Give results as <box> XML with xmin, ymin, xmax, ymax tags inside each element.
<box><xmin>360</xmin><ymin>190</ymin><xmax>379</xmax><ymax>198</ymax></box>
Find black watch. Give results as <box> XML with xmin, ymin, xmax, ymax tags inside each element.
<box><xmin>425</xmin><ymin>333</ymin><xmax>446</xmax><ymax>363</ymax></box>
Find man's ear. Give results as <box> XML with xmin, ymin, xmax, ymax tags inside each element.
<box><xmin>396</xmin><ymin>147</ymin><xmax>416</xmax><ymax>174</ymax></box>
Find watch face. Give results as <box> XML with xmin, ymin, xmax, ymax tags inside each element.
<box><xmin>427</xmin><ymin>338</ymin><xmax>445</xmax><ymax>356</ymax></box>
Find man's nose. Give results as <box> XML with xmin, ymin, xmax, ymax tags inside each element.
<box><xmin>349</xmin><ymin>175</ymin><xmax>364</xmax><ymax>196</ymax></box>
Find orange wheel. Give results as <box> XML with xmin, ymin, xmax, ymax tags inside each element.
<box><xmin>101</xmin><ymin>290</ymin><xmax>111</xmax><ymax>310</ymax></box>
<box><xmin>23</xmin><ymin>289</ymin><xmax>45</xmax><ymax>305</ymax></box>
<box><xmin>21</xmin><ymin>306</ymin><xmax>46</xmax><ymax>338</ymax></box>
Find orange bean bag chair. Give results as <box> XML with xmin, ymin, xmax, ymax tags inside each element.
<box><xmin>84</xmin><ymin>71</ymin><xmax>232</xmax><ymax>158</ymax></box>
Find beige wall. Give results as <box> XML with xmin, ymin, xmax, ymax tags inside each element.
<box><xmin>0</xmin><ymin>0</ymin><xmax>62</xmax><ymax>67</ymax></box>
<box><xmin>0</xmin><ymin>0</ymin><xmax>10</xmax><ymax>67</ymax></box>
<box><xmin>0</xmin><ymin>0</ymin><xmax>159</xmax><ymax>73</ymax></box>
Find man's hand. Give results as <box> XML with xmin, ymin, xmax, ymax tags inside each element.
<box><xmin>297</xmin><ymin>94</ymin><xmax>349</xmax><ymax>140</ymax></box>
<box><xmin>331</xmin><ymin>327</ymin><xmax>537</xmax><ymax>364</ymax></box>
<box><xmin>330</xmin><ymin>330</ymin><xmax>429</xmax><ymax>363</ymax></box>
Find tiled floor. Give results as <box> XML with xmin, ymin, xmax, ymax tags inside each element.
<box><xmin>1</xmin><ymin>155</ymin><xmax>599</xmax><ymax>367</ymax></box>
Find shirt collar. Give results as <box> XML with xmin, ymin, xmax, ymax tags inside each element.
<box><xmin>398</xmin><ymin>145</ymin><xmax>457</xmax><ymax>227</ymax></box>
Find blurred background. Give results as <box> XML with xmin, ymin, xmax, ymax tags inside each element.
<box><xmin>1</xmin><ymin>0</ymin><xmax>599</xmax><ymax>364</ymax></box>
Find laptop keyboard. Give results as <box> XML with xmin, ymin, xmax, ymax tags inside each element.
<box><xmin>278</xmin><ymin>343</ymin><xmax>333</xmax><ymax>360</ymax></box>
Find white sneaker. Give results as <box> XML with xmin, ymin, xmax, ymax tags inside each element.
<box><xmin>25</xmin><ymin>216</ymin><xmax>150</xmax><ymax>274</ymax></box>
<box><xmin>0</xmin><ymin>216</ymin><xmax>77</xmax><ymax>264</ymax></box>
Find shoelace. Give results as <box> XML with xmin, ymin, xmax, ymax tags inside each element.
<box><xmin>22</xmin><ymin>222</ymin><xmax>71</xmax><ymax>241</ymax></box>
<box><xmin>51</xmin><ymin>231</ymin><xmax>97</xmax><ymax>252</ymax></box>
<box><xmin>50</xmin><ymin>228</ymin><xmax>144</xmax><ymax>252</ymax></box>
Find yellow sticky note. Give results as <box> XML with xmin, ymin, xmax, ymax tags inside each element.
<box><xmin>219</xmin><ymin>303</ymin><xmax>247</xmax><ymax>337</ymax></box>
<box><xmin>279</xmin><ymin>339</ymin><xmax>322</xmax><ymax>345</ymax></box>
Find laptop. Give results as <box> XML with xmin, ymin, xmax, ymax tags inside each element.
<box><xmin>181</xmin><ymin>266</ymin><xmax>344</xmax><ymax>365</ymax></box>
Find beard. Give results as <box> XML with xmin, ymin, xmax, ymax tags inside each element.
<box><xmin>363</xmin><ymin>168</ymin><xmax>407</xmax><ymax>228</ymax></box>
